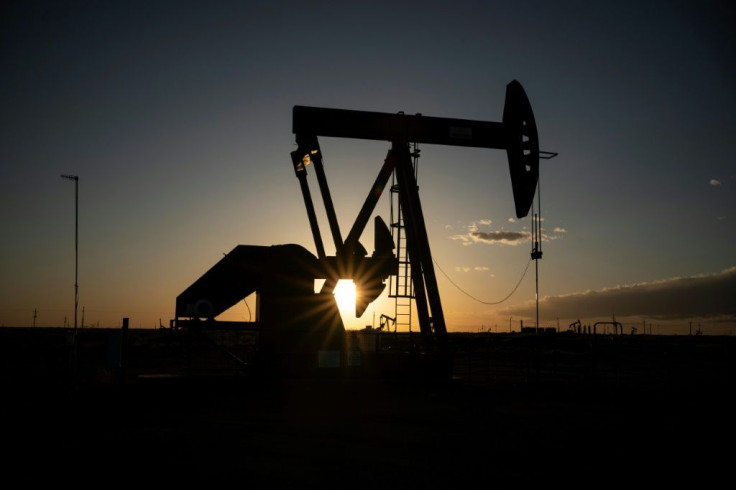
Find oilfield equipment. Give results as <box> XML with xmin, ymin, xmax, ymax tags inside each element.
<box><xmin>173</xmin><ymin>80</ymin><xmax>545</xmax><ymax>377</ymax></box>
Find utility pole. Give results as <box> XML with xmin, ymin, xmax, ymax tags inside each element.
<box><xmin>61</xmin><ymin>174</ymin><xmax>79</xmax><ymax>383</ymax></box>
<box><xmin>530</xmin><ymin>151</ymin><xmax>556</xmax><ymax>335</ymax></box>
<box><xmin>531</xmin><ymin>211</ymin><xmax>541</xmax><ymax>334</ymax></box>
<box><xmin>61</xmin><ymin>174</ymin><xmax>79</xmax><ymax>336</ymax></box>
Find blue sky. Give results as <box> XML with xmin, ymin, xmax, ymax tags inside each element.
<box><xmin>2</xmin><ymin>1</ymin><xmax>734</xmax><ymax>334</ymax></box>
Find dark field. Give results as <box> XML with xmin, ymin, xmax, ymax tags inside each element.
<box><xmin>2</xmin><ymin>327</ymin><xmax>734</xmax><ymax>487</ymax></box>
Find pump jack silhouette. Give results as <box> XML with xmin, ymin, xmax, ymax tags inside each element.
<box><xmin>174</xmin><ymin>80</ymin><xmax>543</xmax><ymax>377</ymax></box>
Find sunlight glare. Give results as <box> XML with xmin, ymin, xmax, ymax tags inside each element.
<box><xmin>333</xmin><ymin>279</ymin><xmax>357</xmax><ymax>313</ymax></box>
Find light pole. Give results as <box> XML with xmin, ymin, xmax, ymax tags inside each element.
<box><xmin>61</xmin><ymin>174</ymin><xmax>78</xmax><ymax>335</ymax></box>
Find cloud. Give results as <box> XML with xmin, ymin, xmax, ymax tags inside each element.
<box><xmin>710</xmin><ymin>179</ymin><xmax>721</xmax><ymax>186</ymax></box>
<box><xmin>471</xmin><ymin>230</ymin><xmax>529</xmax><ymax>245</ymax></box>
<box><xmin>455</xmin><ymin>266</ymin><xmax>491</xmax><ymax>272</ymax></box>
<box><xmin>450</xmin><ymin>219</ymin><xmax>565</xmax><ymax>246</ymax></box>
<box><xmin>451</xmin><ymin>230</ymin><xmax>530</xmax><ymax>246</ymax></box>
<box><xmin>501</xmin><ymin>267</ymin><xmax>736</xmax><ymax>321</ymax></box>
<box><xmin>450</xmin><ymin>219</ymin><xmax>528</xmax><ymax>246</ymax></box>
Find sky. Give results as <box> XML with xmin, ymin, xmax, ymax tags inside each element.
<box><xmin>2</xmin><ymin>0</ymin><xmax>735</xmax><ymax>335</ymax></box>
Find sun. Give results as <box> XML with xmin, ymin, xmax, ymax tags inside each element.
<box><xmin>333</xmin><ymin>279</ymin><xmax>357</xmax><ymax>313</ymax></box>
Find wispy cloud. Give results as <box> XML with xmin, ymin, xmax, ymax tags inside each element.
<box><xmin>454</xmin><ymin>265</ymin><xmax>491</xmax><ymax>273</ymax></box>
<box><xmin>450</xmin><ymin>219</ymin><xmax>565</xmax><ymax>246</ymax></box>
<box><xmin>710</xmin><ymin>179</ymin><xmax>722</xmax><ymax>186</ymax></box>
<box><xmin>501</xmin><ymin>267</ymin><xmax>736</xmax><ymax>321</ymax></box>
<box><xmin>450</xmin><ymin>230</ymin><xmax>530</xmax><ymax>246</ymax></box>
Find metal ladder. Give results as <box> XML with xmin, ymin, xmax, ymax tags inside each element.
<box><xmin>388</xmin><ymin>143</ymin><xmax>420</xmax><ymax>332</ymax></box>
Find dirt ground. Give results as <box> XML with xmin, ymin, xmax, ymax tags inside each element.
<box><xmin>2</xmin><ymin>328</ymin><xmax>735</xmax><ymax>488</ymax></box>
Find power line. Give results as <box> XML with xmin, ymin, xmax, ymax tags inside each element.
<box><xmin>433</xmin><ymin>256</ymin><xmax>532</xmax><ymax>305</ymax></box>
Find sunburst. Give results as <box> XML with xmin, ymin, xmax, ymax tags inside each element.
<box><xmin>333</xmin><ymin>279</ymin><xmax>356</xmax><ymax>313</ymax></box>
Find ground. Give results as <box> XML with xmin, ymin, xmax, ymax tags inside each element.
<box><xmin>2</xmin><ymin>328</ymin><xmax>734</xmax><ymax>487</ymax></box>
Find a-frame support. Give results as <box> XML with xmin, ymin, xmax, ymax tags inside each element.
<box><xmin>291</xmin><ymin>79</ymin><xmax>541</xmax><ymax>364</ymax></box>
<box><xmin>390</xmin><ymin>143</ymin><xmax>448</xmax><ymax>354</ymax></box>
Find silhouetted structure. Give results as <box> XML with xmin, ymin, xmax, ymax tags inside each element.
<box><xmin>174</xmin><ymin>80</ymin><xmax>542</xmax><ymax>378</ymax></box>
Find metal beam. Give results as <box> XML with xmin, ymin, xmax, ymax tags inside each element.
<box><xmin>294</xmin><ymin>106</ymin><xmax>508</xmax><ymax>148</ymax></box>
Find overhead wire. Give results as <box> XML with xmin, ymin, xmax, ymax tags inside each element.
<box><xmin>224</xmin><ymin>252</ymin><xmax>252</xmax><ymax>321</ymax></box>
<box><xmin>431</xmin><ymin>150</ymin><xmax>544</xmax><ymax>306</ymax></box>
<box><xmin>433</xmin><ymin>256</ymin><xmax>532</xmax><ymax>305</ymax></box>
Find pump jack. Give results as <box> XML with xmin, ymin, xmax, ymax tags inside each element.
<box><xmin>174</xmin><ymin>80</ymin><xmax>541</xmax><ymax>378</ymax></box>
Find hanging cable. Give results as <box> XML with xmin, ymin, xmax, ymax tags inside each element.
<box><xmin>537</xmin><ymin>169</ymin><xmax>542</xmax><ymax>254</ymax></box>
<box><xmin>532</xmin><ymin>167</ymin><xmax>542</xmax><ymax>255</ymax></box>
<box><xmin>243</xmin><ymin>298</ymin><xmax>252</xmax><ymax>322</ymax></box>
<box><xmin>531</xmin><ymin>163</ymin><xmax>543</xmax><ymax>331</ymax></box>
<box><xmin>224</xmin><ymin>252</ymin><xmax>252</xmax><ymax>321</ymax></box>
<box><xmin>433</xmin><ymin>256</ymin><xmax>532</xmax><ymax>305</ymax></box>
